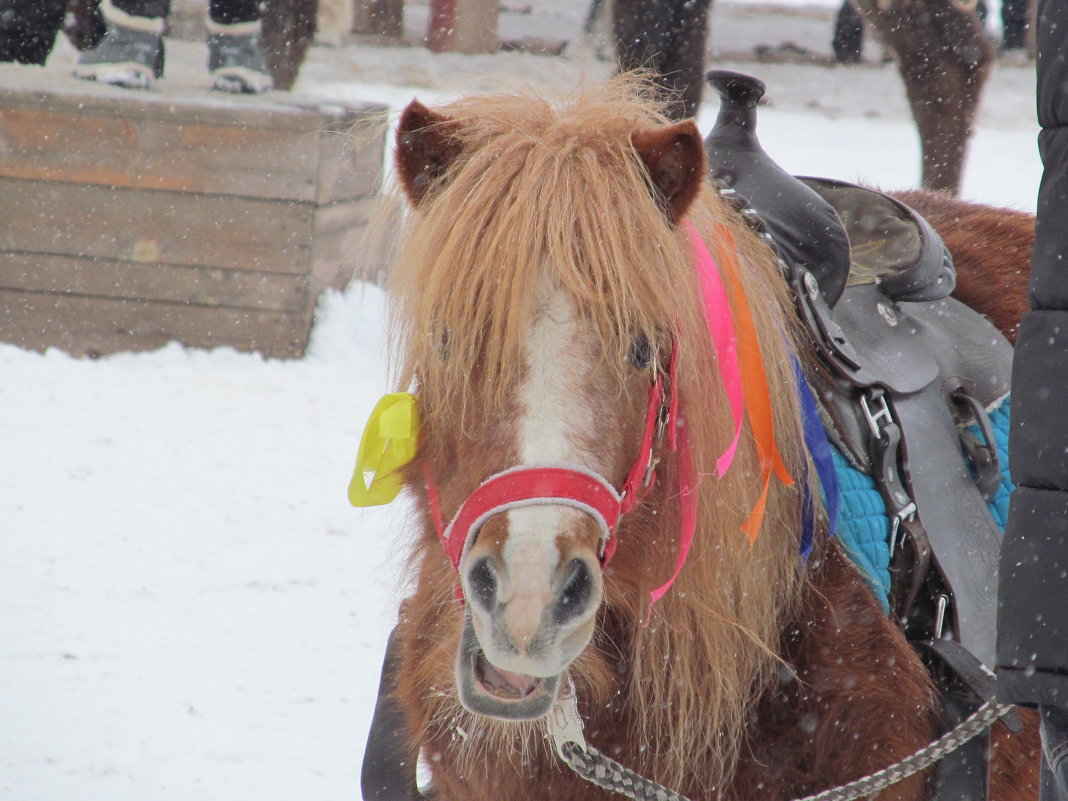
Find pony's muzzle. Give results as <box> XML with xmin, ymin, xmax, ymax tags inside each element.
<box><xmin>461</xmin><ymin>548</ymin><xmax>602</xmax><ymax>670</ymax></box>
<box><xmin>465</xmin><ymin>555</ymin><xmax>597</xmax><ymax>631</ymax></box>
<box><xmin>456</xmin><ymin>528</ymin><xmax>603</xmax><ymax>720</ymax></box>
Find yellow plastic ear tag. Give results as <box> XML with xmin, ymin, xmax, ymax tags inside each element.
<box><xmin>348</xmin><ymin>392</ymin><xmax>420</xmax><ymax>507</ymax></box>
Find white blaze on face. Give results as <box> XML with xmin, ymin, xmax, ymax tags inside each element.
<box><xmin>517</xmin><ymin>282</ymin><xmax>590</xmax><ymax>464</ymax></box>
<box><xmin>500</xmin><ymin>282</ymin><xmax>593</xmax><ymax>647</ymax></box>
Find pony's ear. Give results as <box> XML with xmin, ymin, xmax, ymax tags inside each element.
<box><xmin>632</xmin><ymin>120</ymin><xmax>706</xmax><ymax>225</ymax></box>
<box><xmin>395</xmin><ymin>100</ymin><xmax>463</xmax><ymax>207</ymax></box>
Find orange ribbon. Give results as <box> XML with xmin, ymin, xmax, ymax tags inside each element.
<box><xmin>714</xmin><ymin>225</ymin><xmax>794</xmax><ymax>543</ymax></box>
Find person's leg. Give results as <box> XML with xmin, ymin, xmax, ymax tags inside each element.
<box><xmin>832</xmin><ymin>0</ymin><xmax>864</xmax><ymax>64</ymax></box>
<box><xmin>72</xmin><ymin>0</ymin><xmax>166</xmax><ymax>88</ymax></box>
<box><xmin>1040</xmin><ymin>705</ymin><xmax>1068</xmax><ymax>801</ymax></box>
<box><xmin>1000</xmin><ymin>0</ymin><xmax>1030</xmax><ymax>51</ymax></box>
<box><xmin>206</xmin><ymin>0</ymin><xmax>271</xmax><ymax>93</ymax></box>
<box><xmin>0</xmin><ymin>0</ymin><xmax>66</xmax><ymax>64</ymax></box>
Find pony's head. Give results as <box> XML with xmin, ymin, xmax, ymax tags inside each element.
<box><xmin>385</xmin><ymin>77</ymin><xmax>812</xmax><ymax>758</ymax></box>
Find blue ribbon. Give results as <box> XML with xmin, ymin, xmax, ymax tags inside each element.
<box><xmin>792</xmin><ymin>356</ymin><xmax>839</xmax><ymax>560</ymax></box>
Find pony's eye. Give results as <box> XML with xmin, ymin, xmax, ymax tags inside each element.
<box><xmin>628</xmin><ymin>333</ymin><xmax>654</xmax><ymax>370</ymax></box>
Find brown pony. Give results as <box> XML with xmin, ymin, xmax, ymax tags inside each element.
<box><xmin>376</xmin><ymin>75</ymin><xmax>1039</xmax><ymax>801</ymax></box>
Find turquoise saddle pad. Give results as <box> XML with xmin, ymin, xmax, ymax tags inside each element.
<box><xmin>832</xmin><ymin>398</ymin><xmax>1012</xmax><ymax>614</ymax></box>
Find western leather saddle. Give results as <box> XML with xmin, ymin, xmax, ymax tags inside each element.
<box><xmin>705</xmin><ymin>69</ymin><xmax>1015</xmax><ymax>801</ymax></box>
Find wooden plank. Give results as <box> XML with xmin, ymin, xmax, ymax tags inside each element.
<box><xmin>0</xmin><ymin>290</ymin><xmax>308</xmax><ymax>358</ymax></box>
<box><xmin>311</xmin><ymin>197</ymin><xmax>377</xmax><ymax>293</ymax></box>
<box><xmin>0</xmin><ymin>77</ymin><xmax>386</xmax><ymax>200</ymax></box>
<box><xmin>0</xmin><ymin>68</ymin><xmax>385</xmax><ymax>358</ymax></box>
<box><xmin>314</xmin><ymin>124</ymin><xmax>385</xmax><ymax>204</ymax></box>
<box><xmin>303</xmin><ymin>199</ymin><xmax>372</xmax><ymax>322</ymax></box>
<box><xmin>310</xmin><ymin>222</ymin><xmax>365</xmax><ymax>294</ymax></box>
<box><xmin>0</xmin><ymin>252</ymin><xmax>307</xmax><ymax>313</ymax></box>
<box><xmin>0</xmin><ymin>106</ymin><xmax>320</xmax><ymax>201</ymax></box>
<box><xmin>325</xmin><ymin>196</ymin><xmax>396</xmax><ymax>287</ymax></box>
<box><xmin>0</xmin><ymin>73</ymin><xmax>383</xmax><ymax>134</ymax></box>
<box><xmin>0</xmin><ymin>178</ymin><xmax>313</xmax><ymax>275</ymax></box>
<box><xmin>314</xmin><ymin>196</ymin><xmax>375</xmax><ymax>234</ymax></box>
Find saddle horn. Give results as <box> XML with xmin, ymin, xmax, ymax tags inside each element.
<box><xmin>704</xmin><ymin>70</ymin><xmax>851</xmax><ymax>308</ymax></box>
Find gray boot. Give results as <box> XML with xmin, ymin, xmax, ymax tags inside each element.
<box><xmin>73</xmin><ymin>0</ymin><xmax>163</xmax><ymax>89</ymax></box>
<box><xmin>207</xmin><ymin>18</ymin><xmax>273</xmax><ymax>94</ymax></box>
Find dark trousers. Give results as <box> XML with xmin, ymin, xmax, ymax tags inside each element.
<box><xmin>0</xmin><ymin>0</ymin><xmax>65</xmax><ymax>63</ymax></box>
<box><xmin>113</xmin><ymin>0</ymin><xmax>261</xmax><ymax>24</ymax></box>
<box><xmin>1001</xmin><ymin>0</ymin><xmax>1030</xmax><ymax>50</ymax></box>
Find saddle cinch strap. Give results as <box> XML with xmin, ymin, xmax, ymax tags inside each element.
<box><xmin>706</xmin><ymin>69</ymin><xmax>1014</xmax><ymax>801</ymax></box>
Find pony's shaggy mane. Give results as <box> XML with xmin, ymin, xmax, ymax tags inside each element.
<box><xmin>384</xmin><ymin>74</ymin><xmax>822</xmax><ymax>797</ymax></box>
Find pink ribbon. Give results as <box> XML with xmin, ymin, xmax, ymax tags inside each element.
<box><xmin>646</xmin><ymin>224</ymin><xmax>745</xmax><ymax>614</ymax></box>
<box><xmin>648</xmin><ymin>345</ymin><xmax>696</xmax><ymax>609</ymax></box>
<box><xmin>685</xmin><ymin>221</ymin><xmax>744</xmax><ymax>477</ymax></box>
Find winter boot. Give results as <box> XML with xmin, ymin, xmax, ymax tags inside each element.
<box><xmin>206</xmin><ymin>17</ymin><xmax>272</xmax><ymax>94</ymax></box>
<box><xmin>72</xmin><ymin>0</ymin><xmax>163</xmax><ymax>89</ymax></box>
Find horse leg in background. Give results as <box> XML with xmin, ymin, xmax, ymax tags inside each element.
<box><xmin>63</xmin><ymin>0</ymin><xmax>106</xmax><ymax>51</ymax></box>
<box><xmin>852</xmin><ymin>0</ymin><xmax>993</xmax><ymax>194</ymax></box>
<box><xmin>891</xmin><ymin>190</ymin><xmax>1035</xmax><ymax>344</ymax></box>
<box><xmin>261</xmin><ymin>0</ymin><xmax>318</xmax><ymax>90</ymax></box>
<box><xmin>612</xmin><ymin>0</ymin><xmax>713</xmax><ymax>120</ymax></box>
<box><xmin>999</xmin><ymin>0</ymin><xmax>1030</xmax><ymax>51</ymax></box>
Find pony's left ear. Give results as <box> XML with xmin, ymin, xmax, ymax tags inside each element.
<box><xmin>395</xmin><ymin>99</ymin><xmax>463</xmax><ymax>207</ymax></box>
<box><xmin>632</xmin><ymin>120</ymin><xmax>707</xmax><ymax>225</ymax></box>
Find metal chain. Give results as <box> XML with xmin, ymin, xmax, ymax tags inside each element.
<box><xmin>556</xmin><ymin>700</ymin><xmax>1015</xmax><ymax>801</ymax></box>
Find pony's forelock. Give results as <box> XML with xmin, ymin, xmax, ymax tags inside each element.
<box><xmin>388</xmin><ymin>76</ymin><xmax>692</xmax><ymax>419</ymax></box>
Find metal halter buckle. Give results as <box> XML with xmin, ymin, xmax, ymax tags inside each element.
<box><xmin>547</xmin><ymin>674</ymin><xmax>587</xmax><ymax>761</ymax></box>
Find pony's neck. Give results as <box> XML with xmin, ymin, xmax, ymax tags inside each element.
<box><xmin>586</xmin><ymin>479</ymin><xmax>808</xmax><ymax>798</ymax></box>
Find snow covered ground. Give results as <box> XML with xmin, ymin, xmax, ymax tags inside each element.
<box><xmin>1</xmin><ymin>3</ymin><xmax>1042</xmax><ymax>799</ymax></box>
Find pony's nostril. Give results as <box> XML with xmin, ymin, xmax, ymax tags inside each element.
<box><xmin>467</xmin><ymin>557</ymin><xmax>498</xmax><ymax>611</ymax></box>
<box><xmin>554</xmin><ymin>558</ymin><xmax>594</xmax><ymax>625</ymax></box>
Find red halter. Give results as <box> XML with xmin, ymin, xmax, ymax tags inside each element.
<box><xmin>424</xmin><ymin>344</ymin><xmax>694</xmax><ymax>610</ymax></box>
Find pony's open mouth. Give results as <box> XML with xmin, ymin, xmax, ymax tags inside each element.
<box><xmin>457</xmin><ymin>616</ymin><xmax>561</xmax><ymax>720</ymax></box>
<box><xmin>474</xmin><ymin>651</ymin><xmax>543</xmax><ymax>699</ymax></box>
